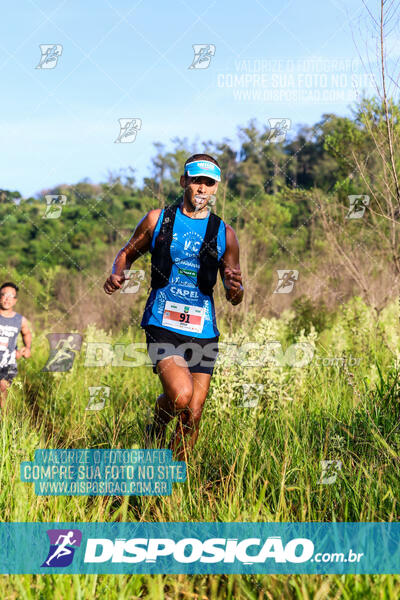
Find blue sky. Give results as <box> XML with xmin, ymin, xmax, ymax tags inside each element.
<box><xmin>0</xmin><ymin>0</ymin><xmax>389</xmax><ymax>197</ymax></box>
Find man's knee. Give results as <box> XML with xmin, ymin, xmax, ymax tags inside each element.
<box><xmin>171</xmin><ymin>385</ymin><xmax>193</xmax><ymax>411</ymax></box>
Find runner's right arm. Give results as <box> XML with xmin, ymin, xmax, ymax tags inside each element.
<box><xmin>103</xmin><ymin>209</ymin><xmax>161</xmax><ymax>294</ymax></box>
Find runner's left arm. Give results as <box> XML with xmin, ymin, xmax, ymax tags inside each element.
<box><xmin>18</xmin><ymin>316</ymin><xmax>32</xmax><ymax>359</ymax></box>
<box><xmin>219</xmin><ymin>225</ymin><xmax>244</xmax><ymax>306</ymax></box>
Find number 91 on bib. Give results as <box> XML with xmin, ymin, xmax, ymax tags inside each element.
<box><xmin>162</xmin><ymin>301</ymin><xmax>205</xmax><ymax>333</ymax></box>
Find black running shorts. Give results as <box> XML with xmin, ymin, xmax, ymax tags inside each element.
<box><xmin>0</xmin><ymin>366</ymin><xmax>18</xmax><ymax>383</ymax></box>
<box><xmin>144</xmin><ymin>325</ymin><xmax>219</xmax><ymax>375</ymax></box>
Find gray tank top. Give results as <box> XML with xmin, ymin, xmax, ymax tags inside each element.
<box><xmin>0</xmin><ymin>312</ymin><xmax>22</xmax><ymax>368</ymax></box>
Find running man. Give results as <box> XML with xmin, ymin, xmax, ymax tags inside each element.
<box><xmin>0</xmin><ymin>282</ymin><xmax>32</xmax><ymax>411</ymax></box>
<box><xmin>45</xmin><ymin>335</ymin><xmax>77</xmax><ymax>371</ymax></box>
<box><xmin>104</xmin><ymin>154</ymin><xmax>243</xmax><ymax>460</ymax></box>
<box><xmin>45</xmin><ymin>531</ymin><xmax>77</xmax><ymax>566</ymax></box>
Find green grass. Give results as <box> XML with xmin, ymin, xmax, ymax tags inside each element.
<box><xmin>2</xmin><ymin>298</ymin><xmax>400</xmax><ymax>598</ymax></box>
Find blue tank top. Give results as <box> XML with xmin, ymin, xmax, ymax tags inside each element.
<box><xmin>0</xmin><ymin>312</ymin><xmax>22</xmax><ymax>368</ymax></box>
<box><xmin>141</xmin><ymin>205</ymin><xmax>226</xmax><ymax>338</ymax></box>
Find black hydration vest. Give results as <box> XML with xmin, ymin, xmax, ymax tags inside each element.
<box><xmin>150</xmin><ymin>202</ymin><xmax>222</xmax><ymax>297</ymax></box>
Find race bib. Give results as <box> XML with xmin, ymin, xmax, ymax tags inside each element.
<box><xmin>162</xmin><ymin>301</ymin><xmax>205</xmax><ymax>333</ymax></box>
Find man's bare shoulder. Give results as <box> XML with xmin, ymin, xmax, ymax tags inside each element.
<box><xmin>138</xmin><ymin>208</ymin><xmax>162</xmax><ymax>236</ymax></box>
<box><xmin>146</xmin><ymin>208</ymin><xmax>163</xmax><ymax>223</ymax></box>
<box><xmin>21</xmin><ymin>315</ymin><xmax>31</xmax><ymax>330</ymax></box>
<box><xmin>224</xmin><ymin>223</ymin><xmax>239</xmax><ymax>244</ymax></box>
<box><xmin>143</xmin><ymin>208</ymin><xmax>162</xmax><ymax>228</ymax></box>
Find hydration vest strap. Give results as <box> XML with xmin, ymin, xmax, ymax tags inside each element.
<box><xmin>159</xmin><ymin>202</ymin><xmax>178</xmax><ymax>238</ymax></box>
<box><xmin>198</xmin><ymin>210</ymin><xmax>221</xmax><ymax>296</ymax></box>
<box><xmin>150</xmin><ymin>204</ymin><xmax>179</xmax><ymax>290</ymax></box>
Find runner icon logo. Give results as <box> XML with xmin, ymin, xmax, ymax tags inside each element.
<box><xmin>42</xmin><ymin>333</ymin><xmax>82</xmax><ymax>372</ymax></box>
<box><xmin>274</xmin><ymin>270</ymin><xmax>299</xmax><ymax>294</ymax></box>
<box><xmin>114</xmin><ymin>118</ymin><xmax>142</xmax><ymax>143</ymax></box>
<box><xmin>86</xmin><ymin>386</ymin><xmax>110</xmax><ymax>411</ymax></box>
<box><xmin>188</xmin><ymin>44</ymin><xmax>216</xmax><ymax>69</ymax></box>
<box><xmin>120</xmin><ymin>270</ymin><xmax>145</xmax><ymax>294</ymax></box>
<box><xmin>346</xmin><ymin>195</ymin><xmax>370</xmax><ymax>219</ymax></box>
<box><xmin>41</xmin><ymin>529</ymin><xmax>82</xmax><ymax>567</ymax></box>
<box><xmin>267</xmin><ymin>118</ymin><xmax>291</xmax><ymax>143</ymax></box>
<box><xmin>43</xmin><ymin>195</ymin><xmax>67</xmax><ymax>219</ymax></box>
<box><xmin>36</xmin><ymin>44</ymin><xmax>63</xmax><ymax>69</ymax></box>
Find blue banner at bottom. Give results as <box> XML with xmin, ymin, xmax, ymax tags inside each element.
<box><xmin>0</xmin><ymin>522</ymin><xmax>398</xmax><ymax>574</ymax></box>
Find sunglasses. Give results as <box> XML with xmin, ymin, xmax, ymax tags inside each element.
<box><xmin>0</xmin><ymin>293</ymin><xmax>16</xmax><ymax>299</ymax></box>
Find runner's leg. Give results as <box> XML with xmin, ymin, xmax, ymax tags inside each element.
<box><xmin>170</xmin><ymin>371</ymin><xmax>212</xmax><ymax>461</ymax></box>
<box><xmin>150</xmin><ymin>355</ymin><xmax>194</xmax><ymax>446</ymax></box>
<box><xmin>0</xmin><ymin>379</ymin><xmax>10</xmax><ymax>411</ymax></box>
